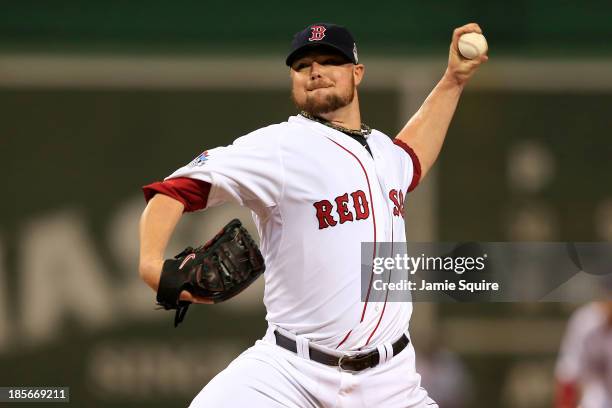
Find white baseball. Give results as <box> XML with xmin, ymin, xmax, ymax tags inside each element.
<box><xmin>458</xmin><ymin>32</ymin><xmax>488</xmax><ymax>59</ymax></box>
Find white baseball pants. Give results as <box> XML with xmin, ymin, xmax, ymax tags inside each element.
<box><xmin>189</xmin><ymin>327</ymin><xmax>438</xmax><ymax>408</ymax></box>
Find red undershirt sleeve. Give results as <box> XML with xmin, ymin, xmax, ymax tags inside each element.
<box><xmin>142</xmin><ymin>177</ymin><xmax>212</xmax><ymax>212</ymax></box>
<box><xmin>393</xmin><ymin>139</ymin><xmax>422</xmax><ymax>192</ymax></box>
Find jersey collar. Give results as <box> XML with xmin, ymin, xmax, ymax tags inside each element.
<box><xmin>299</xmin><ymin>111</ymin><xmax>372</xmax><ymax>138</ymax></box>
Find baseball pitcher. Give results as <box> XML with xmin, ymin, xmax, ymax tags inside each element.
<box><xmin>139</xmin><ymin>22</ymin><xmax>487</xmax><ymax>407</ymax></box>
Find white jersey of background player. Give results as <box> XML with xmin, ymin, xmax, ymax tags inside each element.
<box><xmin>555</xmin><ymin>301</ymin><xmax>612</xmax><ymax>408</ymax></box>
<box><xmin>140</xmin><ymin>22</ymin><xmax>487</xmax><ymax>407</ymax></box>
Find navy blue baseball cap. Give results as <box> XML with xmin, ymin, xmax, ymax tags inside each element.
<box><xmin>286</xmin><ymin>23</ymin><xmax>359</xmax><ymax>67</ymax></box>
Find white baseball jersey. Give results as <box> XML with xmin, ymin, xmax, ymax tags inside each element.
<box><xmin>556</xmin><ymin>303</ymin><xmax>612</xmax><ymax>408</ymax></box>
<box><xmin>166</xmin><ymin>113</ymin><xmax>420</xmax><ymax>351</ymax></box>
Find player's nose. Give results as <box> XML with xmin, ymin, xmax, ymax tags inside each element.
<box><xmin>310</xmin><ymin>61</ymin><xmax>323</xmax><ymax>80</ymax></box>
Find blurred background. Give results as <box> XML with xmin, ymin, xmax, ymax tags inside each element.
<box><xmin>1</xmin><ymin>1</ymin><xmax>611</xmax><ymax>407</ymax></box>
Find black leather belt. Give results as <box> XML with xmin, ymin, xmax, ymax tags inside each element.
<box><xmin>274</xmin><ymin>330</ymin><xmax>409</xmax><ymax>372</ymax></box>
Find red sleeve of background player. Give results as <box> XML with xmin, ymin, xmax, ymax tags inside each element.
<box><xmin>554</xmin><ymin>380</ymin><xmax>579</xmax><ymax>408</ymax></box>
<box><xmin>142</xmin><ymin>177</ymin><xmax>211</xmax><ymax>212</ymax></box>
<box><xmin>393</xmin><ymin>139</ymin><xmax>422</xmax><ymax>192</ymax></box>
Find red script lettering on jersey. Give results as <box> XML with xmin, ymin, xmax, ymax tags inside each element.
<box><xmin>314</xmin><ymin>189</ymin><xmax>405</xmax><ymax>229</ymax></box>
<box><xmin>388</xmin><ymin>189</ymin><xmax>405</xmax><ymax>218</ymax></box>
<box><xmin>313</xmin><ymin>190</ymin><xmax>369</xmax><ymax>229</ymax></box>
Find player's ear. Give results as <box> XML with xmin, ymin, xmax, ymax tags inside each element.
<box><xmin>353</xmin><ymin>64</ymin><xmax>365</xmax><ymax>86</ymax></box>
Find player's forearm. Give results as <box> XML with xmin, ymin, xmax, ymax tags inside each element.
<box><xmin>395</xmin><ymin>71</ymin><xmax>464</xmax><ymax>180</ymax></box>
<box><xmin>138</xmin><ymin>194</ymin><xmax>185</xmax><ymax>290</ymax></box>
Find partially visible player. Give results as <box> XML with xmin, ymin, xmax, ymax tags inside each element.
<box><xmin>555</xmin><ymin>300</ymin><xmax>612</xmax><ymax>408</ymax></box>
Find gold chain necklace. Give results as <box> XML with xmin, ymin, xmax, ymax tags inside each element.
<box><xmin>300</xmin><ymin>111</ymin><xmax>372</xmax><ymax>138</ymax></box>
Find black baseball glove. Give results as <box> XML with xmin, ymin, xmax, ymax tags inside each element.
<box><xmin>156</xmin><ymin>219</ymin><xmax>265</xmax><ymax>327</ymax></box>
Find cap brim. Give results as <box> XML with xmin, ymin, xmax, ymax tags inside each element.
<box><xmin>285</xmin><ymin>43</ymin><xmax>354</xmax><ymax>67</ymax></box>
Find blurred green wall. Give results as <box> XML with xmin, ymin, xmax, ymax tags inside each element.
<box><xmin>1</xmin><ymin>0</ymin><xmax>610</xmax><ymax>55</ymax></box>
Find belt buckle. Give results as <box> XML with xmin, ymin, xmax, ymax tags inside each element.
<box><xmin>338</xmin><ymin>353</ymin><xmax>368</xmax><ymax>372</ymax></box>
<box><xmin>338</xmin><ymin>354</ymin><xmax>355</xmax><ymax>372</ymax></box>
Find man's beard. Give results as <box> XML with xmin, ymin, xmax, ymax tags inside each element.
<box><xmin>292</xmin><ymin>82</ymin><xmax>355</xmax><ymax>116</ymax></box>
